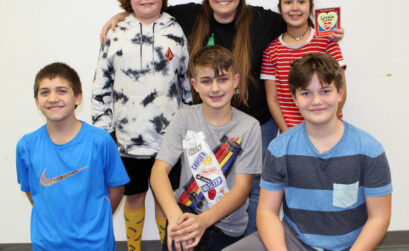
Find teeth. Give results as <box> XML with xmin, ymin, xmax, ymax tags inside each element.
<box><xmin>217</xmin><ymin>1</ymin><xmax>231</xmax><ymax>5</ymax></box>
<box><xmin>49</xmin><ymin>106</ymin><xmax>62</xmax><ymax>110</ymax></box>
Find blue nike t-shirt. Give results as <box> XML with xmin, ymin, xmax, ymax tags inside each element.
<box><xmin>16</xmin><ymin>122</ymin><xmax>129</xmax><ymax>251</ymax></box>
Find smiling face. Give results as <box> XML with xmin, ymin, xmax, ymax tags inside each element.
<box><xmin>131</xmin><ymin>0</ymin><xmax>162</xmax><ymax>24</ymax></box>
<box><xmin>279</xmin><ymin>0</ymin><xmax>312</xmax><ymax>29</ymax></box>
<box><xmin>36</xmin><ymin>77</ymin><xmax>82</xmax><ymax>125</ymax></box>
<box><xmin>208</xmin><ymin>0</ymin><xmax>240</xmax><ymax>23</ymax></box>
<box><xmin>294</xmin><ymin>73</ymin><xmax>342</xmax><ymax>126</ymax></box>
<box><xmin>191</xmin><ymin>66</ymin><xmax>239</xmax><ymax>112</ymax></box>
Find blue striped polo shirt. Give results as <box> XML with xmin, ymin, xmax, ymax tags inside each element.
<box><xmin>261</xmin><ymin>121</ymin><xmax>392</xmax><ymax>250</ymax></box>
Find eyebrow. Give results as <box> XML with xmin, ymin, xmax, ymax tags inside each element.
<box><xmin>39</xmin><ymin>86</ymin><xmax>68</xmax><ymax>89</ymax></box>
<box><xmin>199</xmin><ymin>76</ymin><xmax>213</xmax><ymax>80</ymax></box>
<box><xmin>217</xmin><ymin>74</ymin><xmax>228</xmax><ymax>78</ymax></box>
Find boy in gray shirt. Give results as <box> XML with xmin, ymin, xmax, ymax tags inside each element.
<box><xmin>151</xmin><ymin>45</ymin><xmax>262</xmax><ymax>250</ymax></box>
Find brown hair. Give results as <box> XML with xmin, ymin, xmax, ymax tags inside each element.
<box><xmin>288</xmin><ymin>53</ymin><xmax>343</xmax><ymax>95</ymax></box>
<box><xmin>278</xmin><ymin>0</ymin><xmax>315</xmax><ymax>28</ymax></box>
<box><xmin>117</xmin><ymin>0</ymin><xmax>168</xmax><ymax>13</ymax></box>
<box><xmin>188</xmin><ymin>0</ymin><xmax>252</xmax><ymax>106</ymax></box>
<box><xmin>34</xmin><ymin>62</ymin><xmax>82</xmax><ymax>99</ymax></box>
<box><xmin>189</xmin><ymin>45</ymin><xmax>245</xmax><ymax>106</ymax></box>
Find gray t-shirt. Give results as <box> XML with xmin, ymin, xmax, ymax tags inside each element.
<box><xmin>156</xmin><ymin>104</ymin><xmax>262</xmax><ymax>236</ymax></box>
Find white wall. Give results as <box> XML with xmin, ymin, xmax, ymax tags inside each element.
<box><xmin>0</xmin><ymin>0</ymin><xmax>408</xmax><ymax>244</ymax></box>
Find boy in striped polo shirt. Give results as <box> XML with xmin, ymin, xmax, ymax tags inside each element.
<box><xmin>225</xmin><ymin>53</ymin><xmax>392</xmax><ymax>251</ymax></box>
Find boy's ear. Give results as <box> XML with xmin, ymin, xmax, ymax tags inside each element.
<box><xmin>191</xmin><ymin>78</ymin><xmax>199</xmax><ymax>92</ymax></box>
<box><xmin>75</xmin><ymin>93</ymin><xmax>83</xmax><ymax>107</ymax></box>
<box><xmin>292</xmin><ymin>93</ymin><xmax>299</xmax><ymax>108</ymax></box>
<box><xmin>233</xmin><ymin>73</ymin><xmax>240</xmax><ymax>89</ymax></box>
<box><xmin>337</xmin><ymin>85</ymin><xmax>344</xmax><ymax>102</ymax></box>
<box><xmin>35</xmin><ymin>97</ymin><xmax>40</xmax><ymax>109</ymax></box>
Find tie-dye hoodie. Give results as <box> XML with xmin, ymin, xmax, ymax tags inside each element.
<box><xmin>92</xmin><ymin>12</ymin><xmax>192</xmax><ymax>158</ymax></box>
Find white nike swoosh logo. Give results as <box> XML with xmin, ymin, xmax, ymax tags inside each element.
<box><xmin>40</xmin><ymin>166</ymin><xmax>88</xmax><ymax>187</ymax></box>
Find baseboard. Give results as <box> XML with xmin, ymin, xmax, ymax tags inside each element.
<box><xmin>1</xmin><ymin>231</ymin><xmax>408</xmax><ymax>250</ymax></box>
<box><xmin>378</xmin><ymin>230</ymin><xmax>409</xmax><ymax>248</ymax></box>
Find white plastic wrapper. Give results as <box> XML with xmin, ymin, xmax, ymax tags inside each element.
<box><xmin>182</xmin><ymin>130</ymin><xmax>229</xmax><ymax>206</ymax></box>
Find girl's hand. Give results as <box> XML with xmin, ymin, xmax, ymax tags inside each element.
<box><xmin>170</xmin><ymin>213</ymin><xmax>208</xmax><ymax>249</ymax></box>
<box><xmin>328</xmin><ymin>27</ymin><xmax>344</xmax><ymax>42</ymax></box>
<box><xmin>100</xmin><ymin>12</ymin><xmax>130</xmax><ymax>45</ymax></box>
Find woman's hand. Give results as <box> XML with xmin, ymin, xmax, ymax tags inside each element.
<box><xmin>100</xmin><ymin>12</ymin><xmax>130</xmax><ymax>45</ymax></box>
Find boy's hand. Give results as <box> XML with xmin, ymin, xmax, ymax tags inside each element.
<box><xmin>100</xmin><ymin>12</ymin><xmax>130</xmax><ymax>45</ymax></box>
<box><xmin>167</xmin><ymin>213</ymin><xmax>194</xmax><ymax>251</ymax></box>
<box><xmin>170</xmin><ymin>213</ymin><xmax>208</xmax><ymax>249</ymax></box>
<box><xmin>328</xmin><ymin>27</ymin><xmax>344</xmax><ymax>42</ymax></box>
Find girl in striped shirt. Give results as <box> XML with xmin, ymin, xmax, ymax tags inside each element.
<box><xmin>261</xmin><ymin>0</ymin><xmax>346</xmax><ymax>132</ymax></box>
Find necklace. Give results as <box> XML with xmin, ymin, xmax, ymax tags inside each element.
<box><xmin>285</xmin><ymin>28</ymin><xmax>310</xmax><ymax>41</ymax></box>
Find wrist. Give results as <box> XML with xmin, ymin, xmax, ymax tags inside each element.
<box><xmin>167</xmin><ymin>208</ymin><xmax>183</xmax><ymax>222</ymax></box>
<box><xmin>198</xmin><ymin>212</ymin><xmax>212</xmax><ymax>229</ymax></box>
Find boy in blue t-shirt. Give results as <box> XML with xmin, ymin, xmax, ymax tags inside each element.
<box><xmin>16</xmin><ymin>62</ymin><xmax>129</xmax><ymax>251</ymax></box>
<box><xmin>225</xmin><ymin>54</ymin><xmax>392</xmax><ymax>251</ymax></box>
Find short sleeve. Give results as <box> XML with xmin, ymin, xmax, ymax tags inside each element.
<box><xmin>260</xmin><ymin>144</ymin><xmax>285</xmax><ymax>191</ymax></box>
<box><xmin>260</xmin><ymin>42</ymin><xmax>277</xmax><ymax>80</ymax></box>
<box><xmin>102</xmin><ymin>133</ymin><xmax>130</xmax><ymax>187</ymax></box>
<box><xmin>234</xmin><ymin>121</ymin><xmax>262</xmax><ymax>175</ymax></box>
<box><xmin>16</xmin><ymin>138</ymin><xmax>30</xmax><ymax>192</ymax></box>
<box><xmin>363</xmin><ymin>151</ymin><xmax>392</xmax><ymax>197</ymax></box>
<box><xmin>156</xmin><ymin>109</ymin><xmax>185</xmax><ymax>166</ymax></box>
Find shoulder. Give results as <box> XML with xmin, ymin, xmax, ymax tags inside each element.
<box><xmin>249</xmin><ymin>5</ymin><xmax>281</xmax><ymax>19</ymax></box>
<box><xmin>268</xmin><ymin>124</ymin><xmax>304</xmax><ymax>157</ymax></box>
<box><xmin>157</xmin><ymin>13</ymin><xmax>186</xmax><ymax>37</ymax></box>
<box><xmin>265</xmin><ymin>37</ymin><xmax>281</xmax><ymax>52</ymax></box>
<box><xmin>177</xmin><ymin>104</ymin><xmax>201</xmax><ymax>118</ymax></box>
<box><xmin>249</xmin><ymin>5</ymin><xmax>285</xmax><ymax>28</ymax></box>
<box><xmin>166</xmin><ymin>3</ymin><xmax>202</xmax><ymax>22</ymax></box>
<box><xmin>232</xmin><ymin>107</ymin><xmax>260</xmax><ymax>127</ymax></box>
<box><xmin>230</xmin><ymin>108</ymin><xmax>261</xmax><ymax>142</ymax></box>
<box><xmin>167</xmin><ymin>2</ymin><xmax>201</xmax><ymax>12</ymax></box>
<box><xmin>80</xmin><ymin>122</ymin><xmax>113</xmax><ymax>145</ymax></box>
<box><xmin>105</xmin><ymin>16</ymin><xmax>135</xmax><ymax>44</ymax></box>
<box><xmin>311</xmin><ymin>32</ymin><xmax>341</xmax><ymax>49</ymax></box>
<box><xmin>247</xmin><ymin>5</ymin><xmax>285</xmax><ymax>44</ymax></box>
<box><xmin>343</xmin><ymin>121</ymin><xmax>385</xmax><ymax>158</ymax></box>
<box><xmin>315</xmin><ymin>35</ymin><xmax>340</xmax><ymax>48</ymax></box>
<box><xmin>114</xmin><ymin>15</ymin><xmax>136</xmax><ymax>34</ymax></box>
<box><xmin>17</xmin><ymin>125</ymin><xmax>46</xmax><ymax>149</ymax></box>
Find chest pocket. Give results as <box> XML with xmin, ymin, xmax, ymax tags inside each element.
<box><xmin>333</xmin><ymin>181</ymin><xmax>359</xmax><ymax>208</ymax></box>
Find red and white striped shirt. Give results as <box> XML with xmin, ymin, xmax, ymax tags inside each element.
<box><xmin>261</xmin><ymin>28</ymin><xmax>345</xmax><ymax>128</ymax></box>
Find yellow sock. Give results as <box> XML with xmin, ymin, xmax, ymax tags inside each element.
<box><xmin>155</xmin><ymin>216</ymin><xmax>167</xmax><ymax>244</ymax></box>
<box><xmin>124</xmin><ymin>205</ymin><xmax>145</xmax><ymax>251</ymax></box>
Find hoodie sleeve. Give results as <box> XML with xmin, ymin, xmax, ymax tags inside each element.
<box><xmin>177</xmin><ymin>34</ymin><xmax>193</xmax><ymax>106</ymax></box>
<box><xmin>91</xmin><ymin>32</ymin><xmax>115</xmax><ymax>132</ymax></box>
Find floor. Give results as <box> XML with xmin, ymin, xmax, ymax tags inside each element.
<box><xmin>1</xmin><ymin>236</ymin><xmax>408</xmax><ymax>251</ymax></box>
<box><xmin>0</xmin><ymin>243</ymin><xmax>408</xmax><ymax>251</ymax></box>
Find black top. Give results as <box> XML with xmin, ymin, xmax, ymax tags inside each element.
<box><xmin>167</xmin><ymin>3</ymin><xmax>286</xmax><ymax>124</ymax></box>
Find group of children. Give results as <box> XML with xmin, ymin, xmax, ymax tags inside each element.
<box><xmin>16</xmin><ymin>0</ymin><xmax>392</xmax><ymax>250</ymax></box>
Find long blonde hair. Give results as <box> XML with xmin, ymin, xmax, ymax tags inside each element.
<box><xmin>188</xmin><ymin>0</ymin><xmax>253</xmax><ymax>106</ymax></box>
